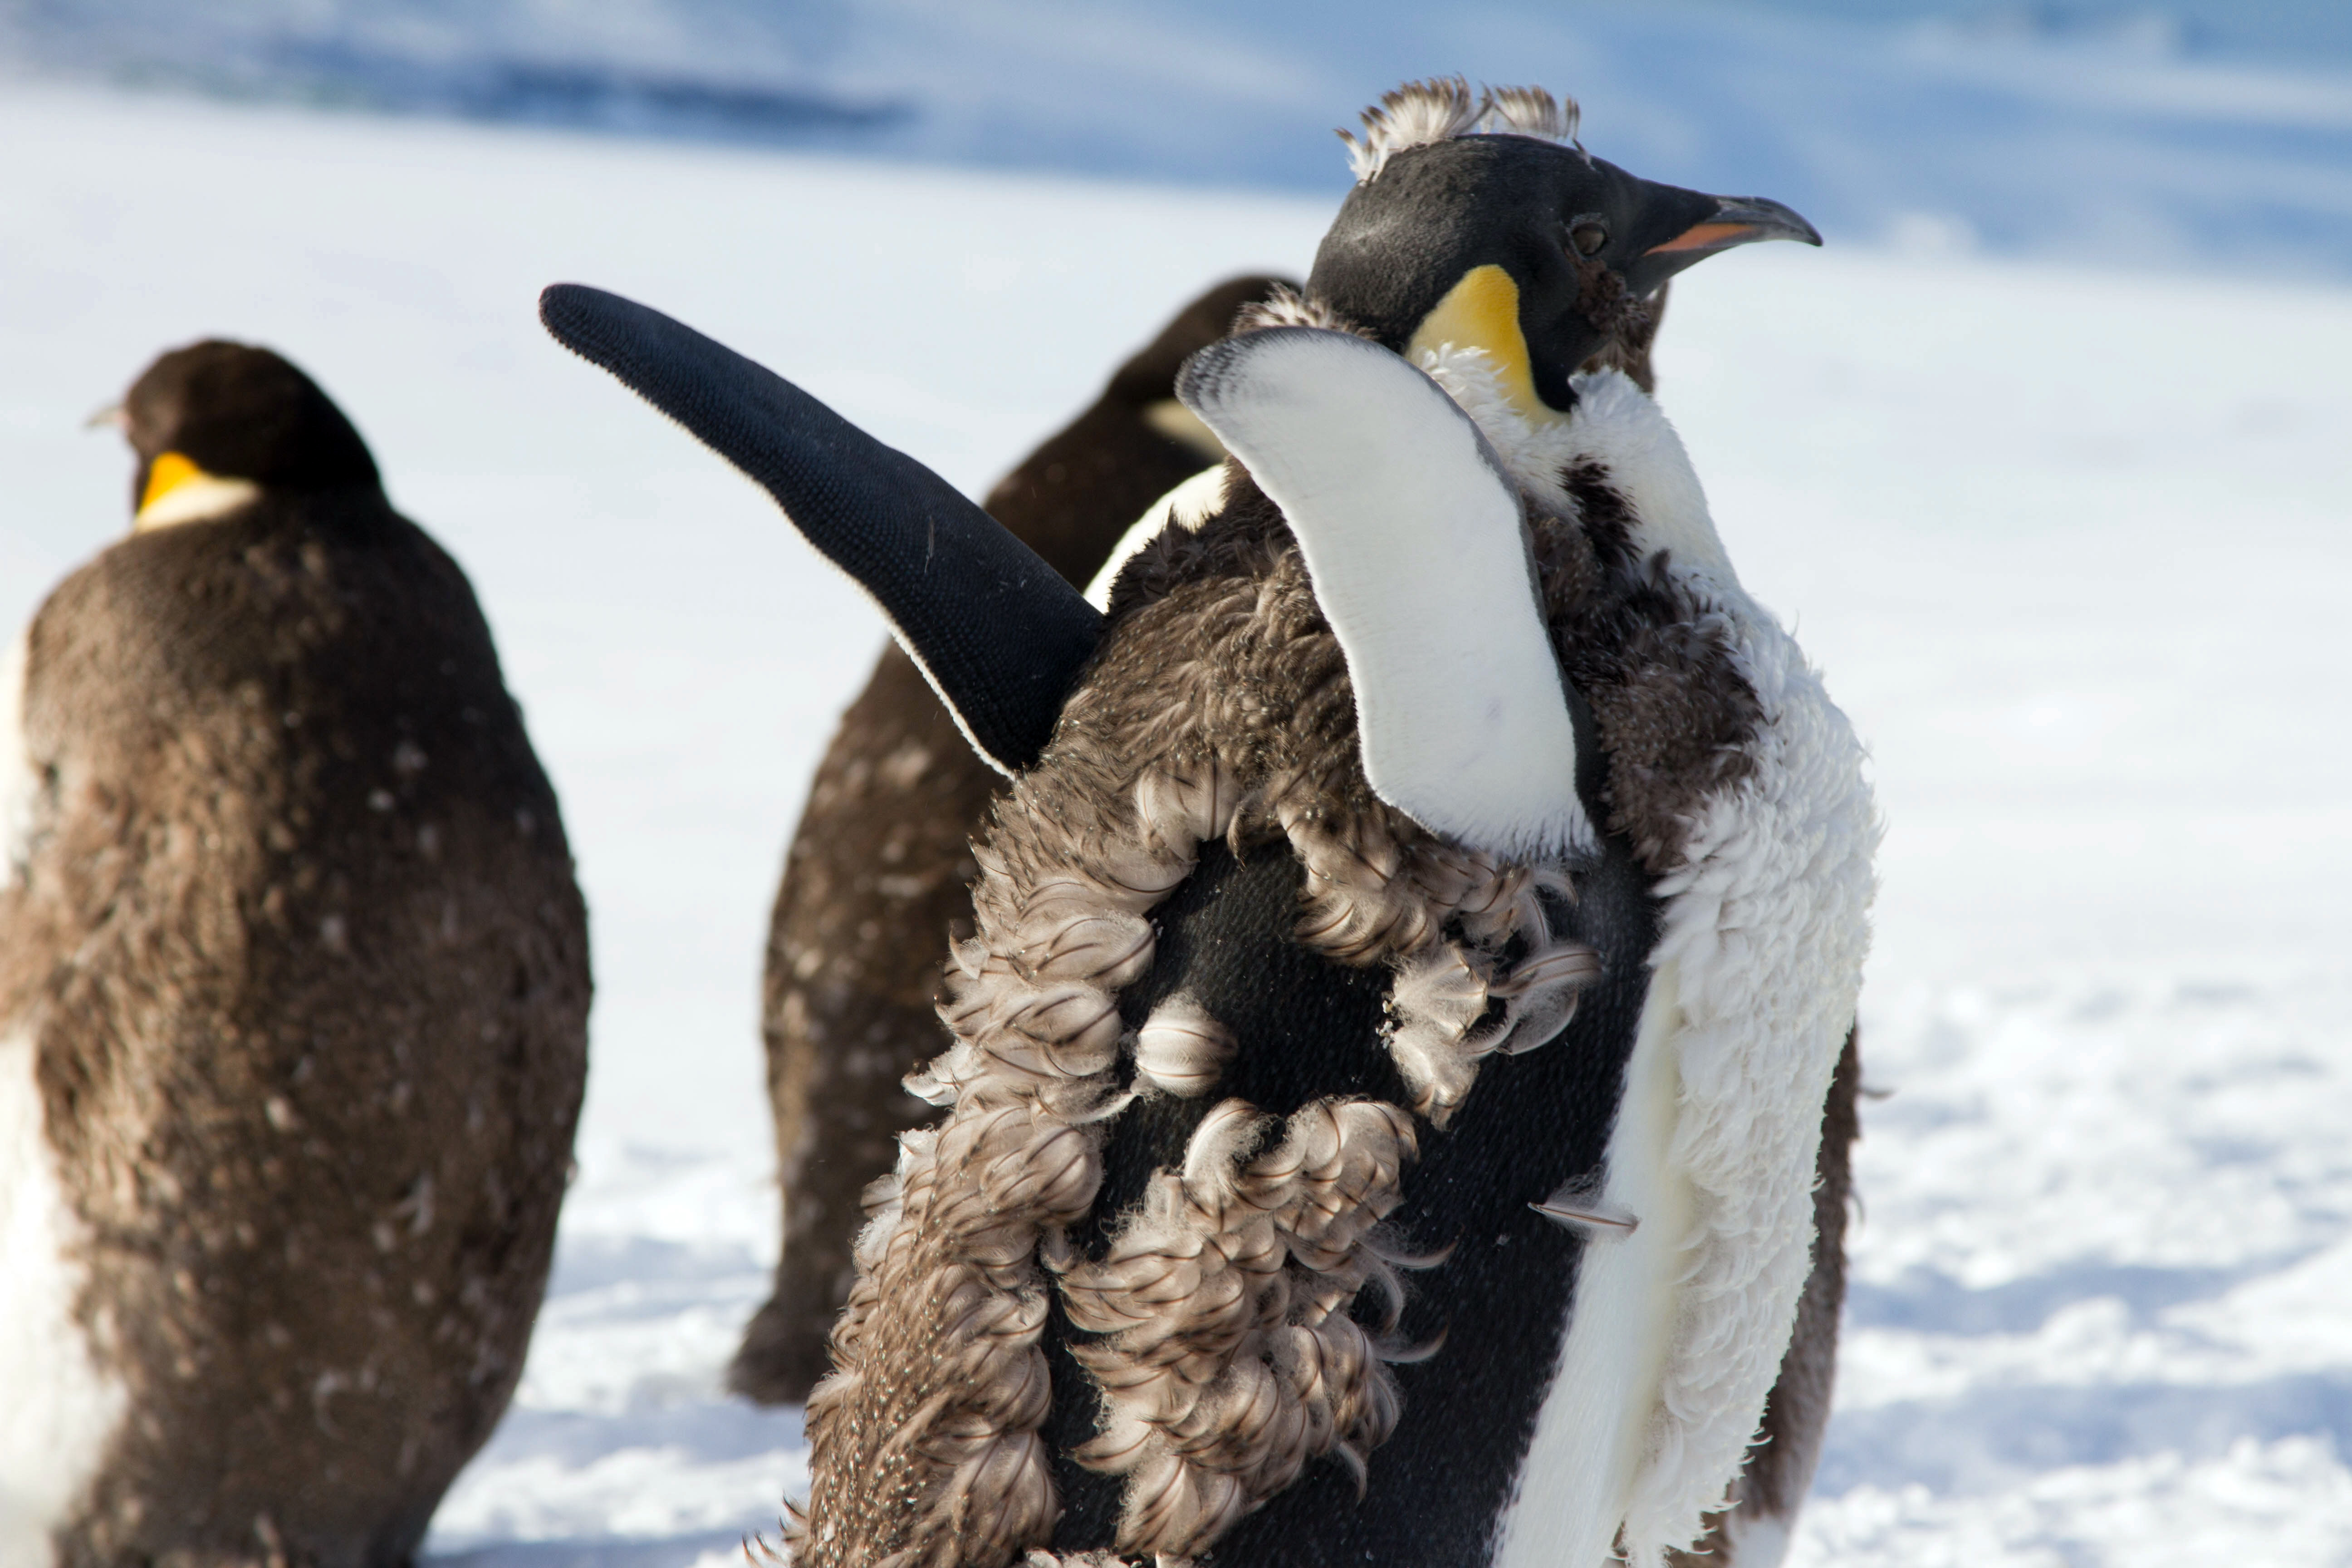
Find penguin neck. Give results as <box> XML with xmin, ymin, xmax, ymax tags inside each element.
<box><xmin>1401</xmin><ymin>265</ymin><xmax>1572</xmax><ymax>430</ymax></box>
<box><xmin>133</xmin><ymin>473</ymin><xmax>263</xmax><ymax>532</ymax></box>
<box><xmin>1416</xmin><ymin>343</ymin><xmax>1737</xmax><ymax>583</ymax></box>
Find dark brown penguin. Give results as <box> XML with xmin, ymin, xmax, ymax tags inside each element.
<box><xmin>0</xmin><ymin>341</ymin><xmax>590</xmax><ymax>1568</ymax></box>
<box><xmin>729</xmin><ymin>277</ymin><xmax>1298</xmax><ymax>1406</ymax></box>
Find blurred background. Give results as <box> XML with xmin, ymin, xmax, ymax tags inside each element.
<box><xmin>2</xmin><ymin>4</ymin><xmax>2348</xmax><ymax>1565</ymax></box>
<box><xmin>6</xmin><ymin>0</ymin><xmax>2352</xmax><ymax>273</ymax></box>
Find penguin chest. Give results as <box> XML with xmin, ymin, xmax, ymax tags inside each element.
<box><xmin>1497</xmin><ymin>608</ymin><xmax>1875</xmax><ymax>1568</ymax></box>
<box><xmin>0</xmin><ymin>1031</ymin><xmax>129</xmax><ymax>1568</ymax></box>
<box><xmin>1493</xmin><ymin>961</ymin><xmax>1700</xmax><ymax>1568</ymax></box>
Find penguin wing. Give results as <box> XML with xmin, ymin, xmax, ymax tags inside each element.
<box><xmin>1177</xmin><ymin>327</ymin><xmax>1592</xmax><ymax>862</ymax></box>
<box><xmin>538</xmin><ymin>283</ymin><xmax>1102</xmax><ymax>775</ymax></box>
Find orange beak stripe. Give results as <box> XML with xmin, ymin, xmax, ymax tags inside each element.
<box><xmin>1644</xmin><ymin>221</ymin><xmax>1758</xmax><ymax>256</ymax></box>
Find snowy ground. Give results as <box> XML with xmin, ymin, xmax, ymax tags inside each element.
<box><xmin>2</xmin><ymin>85</ymin><xmax>2349</xmax><ymax>1566</ymax></box>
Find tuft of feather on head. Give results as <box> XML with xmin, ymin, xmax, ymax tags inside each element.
<box><xmin>1339</xmin><ymin>77</ymin><xmax>1583</xmax><ymax>183</ymax></box>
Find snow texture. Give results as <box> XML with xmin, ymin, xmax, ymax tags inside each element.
<box><xmin>0</xmin><ymin>82</ymin><xmax>2348</xmax><ymax>1568</ymax></box>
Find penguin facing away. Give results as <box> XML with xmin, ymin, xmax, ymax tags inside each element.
<box><xmin>733</xmin><ymin>276</ymin><xmax>1299</xmax><ymax>1407</ymax></box>
<box><xmin>541</xmin><ymin>77</ymin><xmax>1874</xmax><ymax>1568</ymax></box>
<box><xmin>0</xmin><ymin>342</ymin><xmax>590</xmax><ymax>1568</ymax></box>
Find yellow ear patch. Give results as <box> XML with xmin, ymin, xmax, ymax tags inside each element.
<box><xmin>133</xmin><ymin>451</ymin><xmax>260</xmax><ymax>531</ymax></box>
<box><xmin>1405</xmin><ymin>265</ymin><xmax>1558</xmax><ymax>426</ymax></box>
<box><xmin>138</xmin><ymin>451</ymin><xmax>204</xmax><ymax>514</ymax></box>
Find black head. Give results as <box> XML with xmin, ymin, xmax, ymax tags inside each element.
<box><xmin>1308</xmin><ymin>83</ymin><xmax>1818</xmax><ymax>416</ymax></box>
<box><xmin>114</xmin><ymin>340</ymin><xmax>379</xmax><ymax>523</ymax></box>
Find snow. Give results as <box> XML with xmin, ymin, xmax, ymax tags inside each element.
<box><xmin>1</xmin><ymin>82</ymin><xmax>2348</xmax><ymax>1568</ymax></box>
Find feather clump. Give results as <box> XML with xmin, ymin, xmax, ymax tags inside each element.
<box><xmin>1058</xmin><ymin>1098</ymin><xmax>1420</xmax><ymax>1560</ymax></box>
<box><xmin>795</xmin><ymin>494</ymin><xmax>1608</xmax><ymax>1567</ymax></box>
<box><xmin>1341</xmin><ymin>78</ymin><xmax>1582</xmax><ymax>183</ymax></box>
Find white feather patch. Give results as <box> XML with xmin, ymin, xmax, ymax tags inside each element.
<box><xmin>1720</xmin><ymin>1510</ymin><xmax>1793</xmax><ymax>1568</ymax></box>
<box><xmin>1083</xmin><ymin>464</ymin><xmax>1228</xmax><ymax>612</ymax></box>
<box><xmin>1177</xmin><ymin>328</ymin><xmax>1593</xmax><ymax>862</ymax></box>
<box><xmin>1417</xmin><ymin>348</ymin><xmax>1731</xmax><ymax>578</ymax></box>
<box><xmin>0</xmin><ymin>628</ymin><xmax>34</xmax><ymax>881</ymax></box>
<box><xmin>133</xmin><ymin>473</ymin><xmax>260</xmax><ymax>531</ymax></box>
<box><xmin>1494</xmin><ymin>962</ymin><xmax>1698</xmax><ymax>1568</ymax></box>
<box><xmin>1615</xmin><ymin>597</ymin><xmax>1875</xmax><ymax>1566</ymax></box>
<box><xmin>0</xmin><ymin>1032</ymin><xmax>129</xmax><ymax>1566</ymax></box>
<box><xmin>1444</xmin><ymin>358</ymin><xmax>1877</xmax><ymax>1566</ymax></box>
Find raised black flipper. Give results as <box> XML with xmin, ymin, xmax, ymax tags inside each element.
<box><xmin>539</xmin><ymin>283</ymin><xmax>1104</xmax><ymax>774</ymax></box>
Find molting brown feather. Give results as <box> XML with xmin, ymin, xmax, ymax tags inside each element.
<box><xmin>1062</xmin><ymin>1098</ymin><xmax>1419</xmax><ymax>1559</ymax></box>
<box><xmin>1340</xmin><ymin>78</ymin><xmax>1583</xmax><ymax>184</ymax></box>
<box><xmin>799</xmin><ymin>471</ymin><xmax>1671</xmax><ymax>1563</ymax></box>
<box><xmin>736</xmin><ymin>277</ymin><xmax>1297</xmax><ymax>1407</ymax></box>
<box><xmin>1</xmin><ymin>484</ymin><xmax>586</xmax><ymax>1568</ymax></box>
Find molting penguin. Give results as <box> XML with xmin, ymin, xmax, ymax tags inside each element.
<box><xmin>0</xmin><ymin>342</ymin><xmax>590</xmax><ymax>1568</ymax></box>
<box><xmin>539</xmin><ymin>77</ymin><xmax>1874</xmax><ymax>1568</ymax></box>
<box><xmin>733</xmin><ymin>276</ymin><xmax>1298</xmax><ymax>1406</ymax></box>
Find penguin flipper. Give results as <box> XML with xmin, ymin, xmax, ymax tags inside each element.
<box><xmin>1176</xmin><ymin>326</ymin><xmax>1592</xmax><ymax>862</ymax></box>
<box><xmin>538</xmin><ymin>283</ymin><xmax>1103</xmax><ymax>775</ymax></box>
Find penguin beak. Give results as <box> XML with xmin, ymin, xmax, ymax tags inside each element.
<box><xmin>1640</xmin><ymin>195</ymin><xmax>1821</xmax><ymax>275</ymax></box>
<box><xmin>1619</xmin><ymin>191</ymin><xmax>1819</xmax><ymax>300</ymax></box>
<box><xmin>84</xmin><ymin>402</ymin><xmax>128</xmax><ymax>432</ymax></box>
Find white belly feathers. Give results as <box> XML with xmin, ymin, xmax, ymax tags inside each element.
<box><xmin>0</xmin><ymin>584</ymin><xmax>125</xmax><ymax>1566</ymax></box>
<box><xmin>1421</xmin><ymin>348</ymin><xmax>1876</xmax><ymax>1568</ymax></box>
<box><xmin>0</xmin><ymin>1032</ymin><xmax>129</xmax><ymax>1568</ymax></box>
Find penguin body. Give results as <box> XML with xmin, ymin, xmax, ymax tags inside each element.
<box><xmin>948</xmin><ymin>333</ymin><xmax>1866</xmax><ymax>1568</ymax></box>
<box><xmin>541</xmin><ymin>78</ymin><xmax>1871</xmax><ymax>1567</ymax></box>
<box><xmin>0</xmin><ymin>343</ymin><xmax>589</xmax><ymax>1568</ymax></box>
<box><xmin>732</xmin><ymin>278</ymin><xmax>1297</xmax><ymax>1405</ymax></box>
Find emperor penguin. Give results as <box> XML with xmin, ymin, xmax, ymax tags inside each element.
<box><xmin>539</xmin><ymin>77</ymin><xmax>1875</xmax><ymax>1568</ymax></box>
<box><xmin>734</xmin><ymin>276</ymin><xmax>1298</xmax><ymax>1406</ymax></box>
<box><xmin>0</xmin><ymin>342</ymin><xmax>590</xmax><ymax>1567</ymax></box>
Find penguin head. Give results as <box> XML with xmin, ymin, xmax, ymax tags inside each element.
<box><xmin>108</xmin><ymin>340</ymin><xmax>379</xmax><ymax>530</ymax></box>
<box><xmin>1308</xmin><ymin>81</ymin><xmax>1818</xmax><ymax>420</ymax></box>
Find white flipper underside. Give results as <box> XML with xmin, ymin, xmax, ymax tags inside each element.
<box><xmin>1177</xmin><ymin>327</ymin><xmax>1592</xmax><ymax>862</ymax></box>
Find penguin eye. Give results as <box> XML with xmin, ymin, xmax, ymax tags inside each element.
<box><xmin>1569</xmin><ymin>222</ymin><xmax>1608</xmax><ymax>258</ymax></box>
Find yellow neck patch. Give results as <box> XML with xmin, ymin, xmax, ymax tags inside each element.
<box><xmin>1404</xmin><ymin>264</ymin><xmax>1563</xmax><ymax>426</ymax></box>
<box><xmin>134</xmin><ymin>450</ymin><xmax>259</xmax><ymax>531</ymax></box>
<box><xmin>138</xmin><ymin>451</ymin><xmax>204</xmax><ymax>514</ymax></box>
